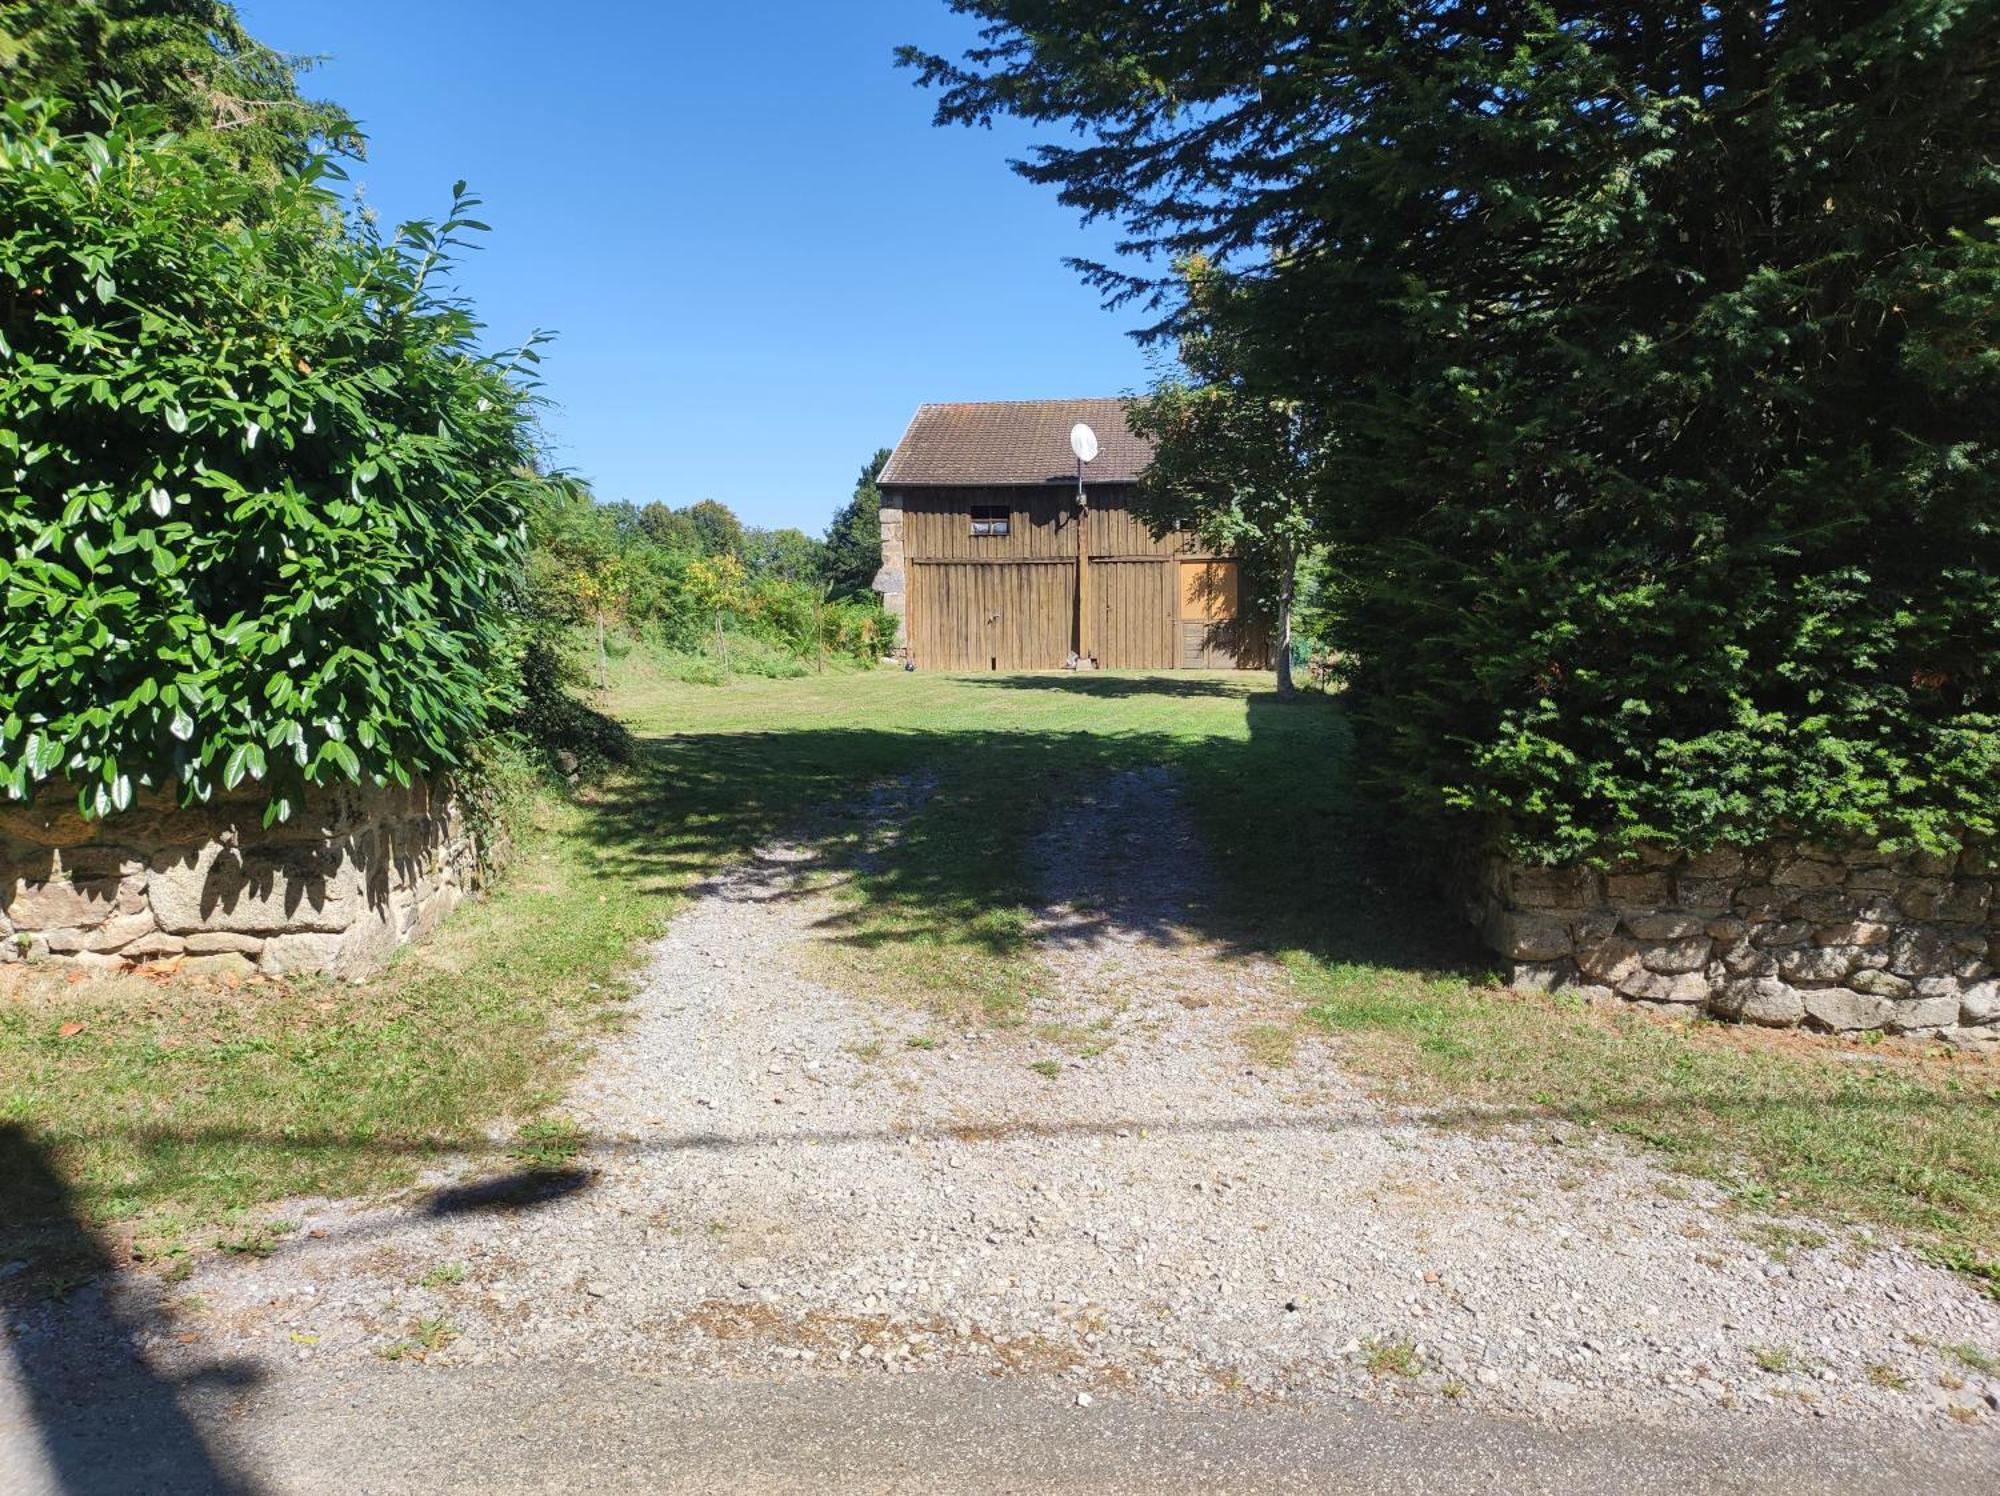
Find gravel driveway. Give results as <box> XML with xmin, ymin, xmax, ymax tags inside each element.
<box><xmin>8</xmin><ymin>767</ymin><xmax>1999</xmax><ymax>1471</ymax></box>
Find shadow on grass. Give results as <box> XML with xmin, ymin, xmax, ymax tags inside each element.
<box><xmin>0</xmin><ymin>1125</ymin><xmax>260</xmax><ymax>1495</ymax></box>
<box><xmin>588</xmin><ymin>691</ymin><xmax>1493</xmax><ymax>978</ymax></box>
<box><xmin>954</xmin><ymin>672</ymin><xmax>1255</xmax><ymax>700</ymax></box>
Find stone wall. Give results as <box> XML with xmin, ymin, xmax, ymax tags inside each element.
<box><xmin>873</xmin><ymin>501</ymin><xmax>906</xmax><ymax>647</ymax></box>
<box><xmin>1474</xmin><ymin>841</ymin><xmax>1998</xmax><ymax>1046</ymax></box>
<box><xmin>0</xmin><ymin>780</ymin><xmax>481</xmax><ymax>981</ymax></box>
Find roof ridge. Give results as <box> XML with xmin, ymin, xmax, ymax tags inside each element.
<box><xmin>916</xmin><ymin>396</ymin><xmax>1132</xmax><ymax>408</ymax></box>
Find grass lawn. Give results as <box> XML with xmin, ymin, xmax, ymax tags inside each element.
<box><xmin>4</xmin><ymin>658</ymin><xmax>1996</xmax><ymax>1290</ymax></box>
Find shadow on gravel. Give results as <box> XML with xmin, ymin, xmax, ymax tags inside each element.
<box><xmin>425</xmin><ymin>1166</ymin><xmax>596</xmax><ymax>1217</ymax></box>
<box><xmin>0</xmin><ymin>1124</ymin><xmax>262</xmax><ymax>1496</ymax></box>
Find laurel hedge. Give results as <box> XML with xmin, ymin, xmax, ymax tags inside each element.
<box><xmin>0</xmin><ymin>100</ymin><xmax>546</xmax><ymax>823</ymax></box>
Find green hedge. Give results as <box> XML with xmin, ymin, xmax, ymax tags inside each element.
<box><xmin>0</xmin><ymin>100</ymin><xmax>544</xmax><ymax>822</ymax></box>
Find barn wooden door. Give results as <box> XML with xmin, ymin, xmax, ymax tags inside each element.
<box><xmin>1093</xmin><ymin>559</ymin><xmax>1175</xmax><ymax>669</ymax></box>
<box><xmin>1177</xmin><ymin>560</ymin><xmax>1240</xmax><ymax>668</ymax></box>
<box><xmin>910</xmin><ymin>561</ymin><xmax>1075</xmax><ymax>670</ymax></box>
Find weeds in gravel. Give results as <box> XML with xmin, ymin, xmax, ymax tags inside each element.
<box><xmin>1866</xmin><ymin>1362</ymin><xmax>1913</xmax><ymax>1391</ymax></box>
<box><xmin>1945</xmin><ymin>1343</ymin><xmax>2000</xmax><ymax>1374</ymax></box>
<box><xmin>214</xmin><ymin>1219</ymin><xmax>296</xmax><ymax>1258</ymax></box>
<box><xmin>1749</xmin><ymin>1344</ymin><xmax>1800</xmax><ymax>1374</ymax></box>
<box><xmin>1360</xmin><ymin>1336</ymin><xmax>1424</xmax><ymax>1378</ymax></box>
<box><xmin>1027</xmin><ymin>1060</ymin><xmax>1062</xmax><ymax>1080</ymax></box>
<box><xmin>418</xmin><ymin>1263</ymin><xmax>466</xmax><ymax>1288</ymax></box>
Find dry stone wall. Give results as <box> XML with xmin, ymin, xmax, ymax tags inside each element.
<box><xmin>0</xmin><ymin>780</ymin><xmax>480</xmax><ymax>981</ymax></box>
<box><xmin>1475</xmin><ymin>840</ymin><xmax>1998</xmax><ymax>1046</ymax></box>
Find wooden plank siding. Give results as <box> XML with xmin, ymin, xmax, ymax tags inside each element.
<box><xmin>908</xmin><ymin>560</ymin><xmax>1077</xmax><ymax>672</ymax></box>
<box><xmin>900</xmin><ymin>484</ymin><xmax>1188</xmax><ymax>563</ymax></box>
<box><xmin>1091</xmin><ymin>558</ymin><xmax>1177</xmax><ymax>669</ymax></box>
<box><xmin>890</xmin><ymin>481</ymin><xmax>1266</xmax><ymax>672</ymax></box>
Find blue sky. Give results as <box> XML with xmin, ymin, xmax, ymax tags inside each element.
<box><xmin>242</xmin><ymin>1</ymin><xmax>1159</xmax><ymax>534</ymax></box>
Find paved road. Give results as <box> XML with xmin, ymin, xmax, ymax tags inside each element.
<box><xmin>7</xmin><ymin>1357</ymin><xmax>1999</xmax><ymax>1494</ymax></box>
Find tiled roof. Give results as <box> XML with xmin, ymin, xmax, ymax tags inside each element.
<box><xmin>877</xmin><ymin>398</ymin><xmax>1151</xmax><ymax>487</ymax></box>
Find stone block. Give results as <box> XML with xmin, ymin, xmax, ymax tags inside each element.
<box><xmin>1720</xmin><ymin>938</ymin><xmax>1777</xmax><ymax>978</ymax></box>
<box><xmin>1935</xmin><ymin>881</ymin><xmax>1992</xmax><ymax>925</ymax></box>
<box><xmin>1850</xmin><ymin>967</ymin><xmax>1913</xmax><ymax>1000</ymax></box>
<box><xmin>83</xmin><ymin>910</ymin><xmax>158</xmax><ymax>953</ymax></box>
<box><xmin>1619</xmin><ymin>969</ymin><xmax>1708</xmax><ymax>1004</ymax></box>
<box><xmin>1639</xmin><ymin>936</ymin><xmax>1711</xmax><ymax>975</ymax></box>
<box><xmin>3</xmin><ymin>870</ymin><xmax>123</xmax><ymax>930</ymax></box>
<box><xmin>1605</xmin><ymin>871</ymin><xmax>1672</xmax><ymax>904</ymax></box>
<box><xmin>1576</xmin><ymin>935</ymin><xmax>1644</xmax><ymax>987</ymax></box>
<box><xmin>1624</xmin><ymin>910</ymin><xmax>1708</xmax><ymax>941</ymax></box>
<box><xmin>257</xmin><ymin>932</ymin><xmax>347</xmax><ymax>975</ymax></box>
<box><xmin>1790</xmin><ymin>890</ymin><xmax>1860</xmax><ymax>925</ymax></box>
<box><xmin>1887</xmin><ymin>926</ymin><xmax>1954</xmax><ymax>979</ymax></box>
<box><xmin>1753</xmin><ymin>920</ymin><xmax>1813</xmax><ymax>948</ymax></box>
<box><xmin>120</xmin><ymin>931</ymin><xmax>186</xmax><ymax>959</ymax></box>
<box><xmin>1894</xmin><ymin>879</ymin><xmax>1952</xmax><ymax>920</ymax></box>
<box><xmin>1714</xmin><ymin>977</ymin><xmax>1804</xmax><ymax>1028</ymax></box>
<box><xmin>1846</xmin><ymin>866</ymin><xmax>1901</xmax><ymax>893</ymax></box>
<box><xmin>149</xmin><ymin>843</ymin><xmax>369</xmax><ymax>935</ymax></box>
<box><xmin>1816</xmin><ymin>916</ymin><xmax>1888</xmax><ymax>952</ymax></box>
<box><xmin>1803</xmin><ymin>988</ymin><xmax>1892</xmax><ymax>1032</ymax></box>
<box><xmin>1705</xmin><ymin>916</ymin><xmax>1748</xmax><ymax>942</ymax></box>
<box><xmin>1488</xmin><ymin>910</ymin><xmax>1573</xmax><ymax>962</ymax></box>
<box><xmin>1571</xmin><ymin>910</ymin><xmax>1619</xmax><ymax>944</ymax></box>
<box><xmin>1510</xmin><ymin>865</ymin><xmax>1602</xmax><ymax>910</ymax></box>
<box><xmin>1683</xmin><ymin>847</ymin><xmax>1747</xmax><ymax>879</ymax></box>
<box><xmin>1733</xmin><ymin>885</ymin><xmax>1788</xmax><ymax>919</ymax></box>
<box><xmin>1673</xmin><ymin>876</ymin><xmax>1738</xmax><ymax>913</ymax></box>
<box><xmin>184</xmin><ymin>931</ymin><xmax>266</xmax><ymax>954</ymax></box>
<box><xmin>1961</xmin><ymin>980</ymin><xmax>1999</xmax><ymax>1025</ymax></box>
<box><xmin>1507</xmin><ymin>961</ymin><xmax>1570</xmax><ymax>994</ymax></box>
<box><xmin>1772</xmin><ymin>856</ymin><xmax>1845</xmax><ymax>890</ymax></box>
<box><xmin>1880</xmin><ymin>992</ymin><xmax>1960</xmax><ymax>1032</ymax></box>
<box><xmin>1779</xmin><ymin>945</ymin><xmax>1863</xmax><ymax>983</ymax></box>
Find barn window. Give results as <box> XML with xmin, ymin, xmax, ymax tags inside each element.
<box><xmin>969</xmin><ymin>504</ymin><xmax>1010</xmax><ymax>537</ymax></box>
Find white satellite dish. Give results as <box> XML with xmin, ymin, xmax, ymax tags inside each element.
<box><xmin>1069</xmin><ymin>423</ymin><xmax>1099</xmax><ymax>464</ymax></box>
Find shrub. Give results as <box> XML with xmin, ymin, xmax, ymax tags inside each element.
<box><xmin>0</xmin><ymin>99</ymin><xmax>547</xmax><ymax>822</ymax></box>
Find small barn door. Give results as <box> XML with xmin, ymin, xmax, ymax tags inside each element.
<box><xmin>1178</xmin><ymin>560</ymin><xmax>1239</xmax><ymax>668</ymax></box>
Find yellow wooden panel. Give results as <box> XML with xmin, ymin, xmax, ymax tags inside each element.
<box><xmin>1178</xmin><ymin>560</ymin><xmax>1239</xmax><ymax>622</ymax></box>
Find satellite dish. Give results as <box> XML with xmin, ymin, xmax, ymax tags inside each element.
<box><xmin>1069</xmin><ymin>423</ymin><xmax>1099</xmax><ymax>464</ymax></box>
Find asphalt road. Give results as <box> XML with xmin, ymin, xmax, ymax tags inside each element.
<box><xmin>7</xmin><ymin>1357</ymin><xmax>1999</xmax><ymax>1495</ymax></box>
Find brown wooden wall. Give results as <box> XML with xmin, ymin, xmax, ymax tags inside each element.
<box><xmin>908</xmin><ymin>560</ymin><xmax>1077</xmax><ymax>672</ymax></box>
<box><xmin>1091</xmin><ymin>558</ymin><xmax>1176</xmax><ymax>669</ymax></box>
<box><xmin>895</xmin><ymin>484</ymin><xmax>1192</xmax><ymax>563</ymax></box>
<box><xmin>889</xmin><ymin>483</ymin><xmax>1266</xmax><ymax>673</ymax></box>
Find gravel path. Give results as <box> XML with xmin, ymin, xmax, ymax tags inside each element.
<box><xmin>13</xmin><ymin>767</ymin><xmax>2000</xmax><ymax>1449</ymax></box>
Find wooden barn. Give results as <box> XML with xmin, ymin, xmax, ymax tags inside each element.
<box><xmin>873</xmin><ymin>398</ymin><xmax>1268</xmax><ymax>672</ymax></box>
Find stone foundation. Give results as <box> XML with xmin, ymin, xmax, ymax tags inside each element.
<box><xmin>0</xmin><ymin>780</ymin><xmax>482</xmax><ymax>981</ymax></box>
<box><xmin>873</xmin><ymin>503</ymin><xmax>906</xmax><ymax>647</ymax></box>
<box><xmin>1473</xmin><ymin>841</ymin><xmax>1998</xmax><ymax>1045</ymax></box>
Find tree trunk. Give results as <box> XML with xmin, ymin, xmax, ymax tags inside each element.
<box><xmin>596</xmin><ymin>612</ymin><xmax>609</xmax><ymax>694</ymax></box>
<box><xmin>714</xmin><ymin>608</ymin><xmax>728</xmax><ymax>674</ymax></box>
<box><xmin>1274</xmin><ymin>553</ymin><xmax>1296</xmax><ymax>699</ymax></box>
